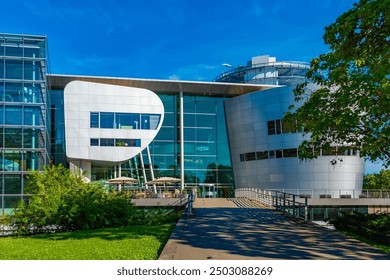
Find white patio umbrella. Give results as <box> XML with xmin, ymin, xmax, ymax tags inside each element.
<box><xmin>108</xmin><ymin>176</ymin><xmax>138</xmax><ymax>191</ymax></box>
<box><xmin>147</xmin><ymin>177</ymin><xmax>181</xmax><ymax>194</ymax></box>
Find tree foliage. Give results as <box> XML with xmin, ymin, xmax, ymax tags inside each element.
<box><xmin>363</xmin><ymin>169</ymin><xmax>390</xmax><ymax>189</ymax></box>
<box><xmin>287</xmin><ymin>0</ymin><xmax>390</xmax><ymax>166</ymax></box>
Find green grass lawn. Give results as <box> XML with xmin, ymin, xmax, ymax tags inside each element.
<box><xmin>0</xmin><ymin>223</ymin><xmax>175</xmax><ymax>260</ymax></box>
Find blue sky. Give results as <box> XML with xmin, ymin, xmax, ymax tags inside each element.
<box><xmin>0</xmin><ymin>0</ymin><xmax>385</xmax><ymax>173</ymax></box>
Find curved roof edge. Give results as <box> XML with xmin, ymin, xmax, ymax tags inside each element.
<box><xmin>48</xmin><ymin>74</ymin><xmax>278</xmax><ymax>97</ymax></box>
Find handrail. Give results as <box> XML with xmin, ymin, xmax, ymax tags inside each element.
<box><xmin>235</xmin><ymin>188</ymin><xmax>308</xmax><ymax>221</ymax></box>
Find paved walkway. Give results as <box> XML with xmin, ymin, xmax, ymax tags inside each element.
<box><xmin>159</xmin><ymin>198</ymin><xmax>389</xmax><ymax>260</ymax></box>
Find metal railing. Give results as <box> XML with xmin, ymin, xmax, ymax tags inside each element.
<box><xmin>235</xmin><ymin>188</ymin><xmax>308</xmax><ymax>221</ymax></box>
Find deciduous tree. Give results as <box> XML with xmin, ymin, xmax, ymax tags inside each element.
<box><xmin>287</xmin><ymin>0</ymin><xmax>390</xmax><ymax>166</ymax></box>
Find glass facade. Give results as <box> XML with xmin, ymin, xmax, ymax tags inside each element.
<box><xmin>0</xmin><ymin>33</ymin><xmax>49</xmax><ymax>214</ymax></box>
<box><xmin>146</xmin><ymin>94</ymin><xmax>233</xmax><ymax>190</ymax></box>
<box><xmin>48</xmin><ymin>90</ymin><xmax>234</xmax><ymax>195</ymax></box>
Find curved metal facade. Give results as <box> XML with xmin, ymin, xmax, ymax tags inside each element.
<box><xmin>223</xmin><ymin>56</ymin><xmax>365</xmax><ymax>198</ymax></box>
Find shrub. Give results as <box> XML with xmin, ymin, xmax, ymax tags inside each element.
<box><xmin>328</xmin><ymin>211</ymin><xmax>390</xmax><ymax>246</ymax></box>
<box><xmin>7</xmin><ymin>165</ymin><xmax>137</xmax><ymax>235</ymax></box>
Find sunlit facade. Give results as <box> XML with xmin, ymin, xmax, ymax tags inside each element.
<box><xmin>0</xmin><ymin>33</ymin><xmax>367</xmax><ymax>214</ymax></box>
<box><xmin>0</xmin><ymin>33</ymin><xmax>50</xmax><ymax>213</ymax></box>
<box><xmin>218</xmin><ymin>55</ymin><xmax>365</xmax><ymax>198</ymax></box>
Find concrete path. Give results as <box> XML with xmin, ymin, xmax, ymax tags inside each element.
<box><xmin>159</xmin><ymin>198</ymin><xmax>389</xmax><ymax>260</ymax></box>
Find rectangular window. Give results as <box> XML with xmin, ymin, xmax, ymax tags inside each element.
<box><xmin>267</xmin><ymin>121</ymin><xmax>275</xmax><ymax>135</ymax></box>
<box><xmin>256</xmin><ymin>151</ymin><xmax>268</xmax><ymax>160</ymax></box>
<box><xmin>282</xmin><ymin>119</ymin><xmax>296</xmax><ymax>133</ymax></box>
<box><xmin>245</xmin><ymin>152</ymin><xmax>256</xmax><ymax>161</ymax></box>
<box><xmin>100</xmin><ymin>112</ymin><xmax>114</xmax><ymax>128</ymax></box>
<box><xmin>276</xmin><ymin>120</ymin><xmax>281</xmax><ymax>134</ymax></box>
<box><xmin>90</xmin><ymin>138</ymin><xmax>99</xmax><ymax>146</ymax></box>
<box><xmin>240</xmin><ymin>154</ymin><xmax>245</xmax><ymax>162</ymax></box>
<box><xmin>90</xmin><ymin>112</ymin><xmax>99</xmax><ymax>128</ymax></box>
<box><xmin>100</xmin><ymin>138</ymin><xmax>115</xmax><ymax>146</ymax></box>
<box><xmin>141</xmin><ymin>114</ymin><xmax>150</xmax><ymax>129</ymax></box>
<box><xmin>276</xmin><ymin>149</ymin><xmax>283</xmax><ymax>158</ymax></box>
<box><xmin>269</xmin><ymin>150</ymin><xmax>275</xmax><ymax>159</ymax></box>
<box><xmin>283</xmin><ymin>148</ymin><xmax>297</xmax><ymax>158</ymax></box>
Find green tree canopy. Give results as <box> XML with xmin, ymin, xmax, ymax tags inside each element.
<box><xmin>287</xmin><ymin>0</ymin><xmax>390</xmax><ymax>166</ymax></box>
<box><xmin>363</xmin><ymin>169</ymin><xmax>390</xmax><ymax>190</ymax></box>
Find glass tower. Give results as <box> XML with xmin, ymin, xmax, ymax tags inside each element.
<box><xmin>0</xmin><ymin>33</ymin><xmax>49</xmax><ymax>214</ymax></box>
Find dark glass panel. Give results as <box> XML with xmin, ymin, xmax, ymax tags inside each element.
<box><xmin>24</xmin><ymin>46</ymin><xmax>40</xmax><ymax>58</ymax></box>
<box><xmin>5</xmin><ymin>60</ymin><xmax>23</xmax><ymax>79</ymax></box>
<box><xmin>246</xmin><ymin>152</ymin><xmax>256</xmax><ymax>161</ymax></box>
<box><xmin>90</xmin><ymin>138</ymin><xmax>99</xmax><ymax>146</ymax></box>
<box><xmin>196</xmin><ymin>128</ymin><xmax>215</xmax><ymax>142</ymax></box>
<box><xmin>100</xmin><ymin>112</ymin><xmax>114</xmax><ymax>128</ymax></box>
<box><xmin>283</xmin><ymin>148</ymin><xmax>297</xmax><ymax>158</ymax></box>
<box><xmin>24</xmin><ymin>106</ymin><xmax>41</xmax><ymax>125</ymax></box>
<box><xmin>184</xmin><ymin>128</ymin><xmax>196</xmax><ymax>141</ymax></box>
<box><xmin>268</xmin><ymin>120</ymin><xmax>275</xmax><ymax>135</ymax></box>
<box><xmin>269</xmin><ymin>150</ymin><xmax>275</xmax><ymax>158</ymax></box>
<box><xmin>140</xmin><ymin>114</ymin><xmax>150</xmax><ymax>129</ymax></box>
<box><xmin>159</xmin><ymin>94</ymin><xmax>176</xmax><ymax>113</ymax></box>
<box><xmin>4</xmin><ymin>128</ymin><xmax>23</xmax><ymax>148</ymax></box>
<box><xmin>4</xmin><ymin>150</ymin><xmax>22</xmax><ymax>171</ymax></box>
<box><xmin>0</xmin><ymin>58</ymin><xmax>4</xmax><ymax>79</ymax></box>
<box><xmin>276</xmin><ymin>119</ymin><xmax>281</xmax><ymax>134</ymax></box>
<box><xmin>23</xmin><ymin>83</ymin><xmax>42</xmax><ymax>103</ymax></box>
<box><xmin>100</xmin><ymin>138</ymin><xmax>115</xmax><ymax>146</ymax></box>
<box><xmin>4</xmin><ymin>174</ymin><xmax>21</xmax><ymax>193</ymax></box>
<box><xmin>184</xmin><ymin>113</ymin><xmax>196</xmax><ymax>127</ymax></box>
<box><xmin>162</xmin><ymin>112</ymin><xmax>175</xmax><ymax>127</ymax></box>
<box><xmin>26</xmin><ymin>151</ymin><xmax>40</xmax><ymax>171</ymax></box>
<box><xmin>4</xmin><ymin>196</ymin><xmax>22</xmax><ymax>209</ymax></box>
<box><xmin>5</xmin><ymin>82</ymin><xmax>23</xmax><ymax>102</ymax></box>
<box><xmin>155</xmin><ymin>127</ymin><xmax>175</xmax><ymax>141</ymax></box>
<box><xmin>196</xmin><ymin>114</ymin><xmax>215</xmax><ymax>127</ymax></box>
<box><xmin>5</xmin><ymin>106</ymin><xmax>22</xmax><ymax>125</ymax></box>
<box><xmin>5</xmin><ymin>45</ymin><xmax>23</xmax><ymax>57</ymax></box>
<box><xmin>0</xmin><ymin>83</ymin><xmax>4</xmax><ymax>101</ymax></box>
<box><xmin>256</xmin><ymin>151</ymin><xmax>268</xmax><ymax>160</ymax></box>
<box><xmin>90</xmin><ymin>112</ymin><xmax>99</xmax><ymax>128</ymax></box>
<box><xmin>240</xmin><ymin>154</ymin><xmax>245</xmax><ymax>162</ymax></box>
<box><xmin>0</xmin><ymin>106</ymin><xmax>3</xmax><ymax>124</ymax></box>
<box><xmin>152</xmin><ymin>155</ymin><xmax>176</xmax><ymax>170</ymax></box>
<box><xmin>183</xmin><ymin>95</ymin><xmax>196</xmax><ymax>113</ymax></box>
<box><xmin>196</xmin><ymin>96</ymin><xmax>216</xmax><ymax>113</ymax></box>
<box><xmin>276</xmin><ymin>149</ymin><xmax>283</xmax><ymax>158</ymax></box>
<box><xmin>23</xmin><ymin>128</ymin><xmax>41</xmax><ymax>148</ymax></box>
<box><xmin>152</xmin><ymin>141</ymin><xmax>176</xmax><ymax>155</ymax></box>
<box><xmin>116</xmin><ymin>139</ymin><xmax>141</xmax><ymax>147</ymax></box>
<box><xmin>196</xmin><ymin>142</ymin><xmax>216</xmax><ymax>155</ymax></box>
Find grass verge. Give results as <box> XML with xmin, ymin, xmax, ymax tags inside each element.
<box><xmin>340</xmin><ymin>230</ymin><xmax>390</xmax><ymax>254</ymax></box>
<box><xmin>0</xmin><ymin>223</ymin><xmax>175</xmax><ymax>260</ymax></box>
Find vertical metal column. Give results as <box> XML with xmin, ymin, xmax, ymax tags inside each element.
<box><xmin>179</xmin><ymin>91</ymin><xmax>184</xmax><ymax>191</ymax></box>
<box><xmin>146</xmin><ymin>146</ymin><xmax>156</xmax><ymax>193</ymax></box>
<box><xmin>138</xmin><ymin>152</ymin><xmax>147</xmax><ymax>188</ymax></box>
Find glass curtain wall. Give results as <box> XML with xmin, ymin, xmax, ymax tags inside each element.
<box><xmin>0</xmin><ymin>33</ymin><xmax>49</xmax><ymax>214</ymax></box>
<box><xmin>47</xmin><ymin>90</ymin><xmax>234</xmax><ymax>196</ymax></box>
<box><xmin>144</xmin><ymin>93</ymin><xmax>234</xmax><ymax>196</ymax></box>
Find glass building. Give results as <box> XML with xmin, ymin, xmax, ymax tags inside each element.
<box><xmin>0</xmin><ymin>33</ymin><xmax>49</xmax><ymax>214</ymax></box>
<box><xmin>47</xmin><ymin>75</ymin><xmax>267</xmax><ymax>199</ymax></box>
<box><xmin>0</xmin><ymin>33</ymin><xmax>366</xmax><ymax>214</ymax></box>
